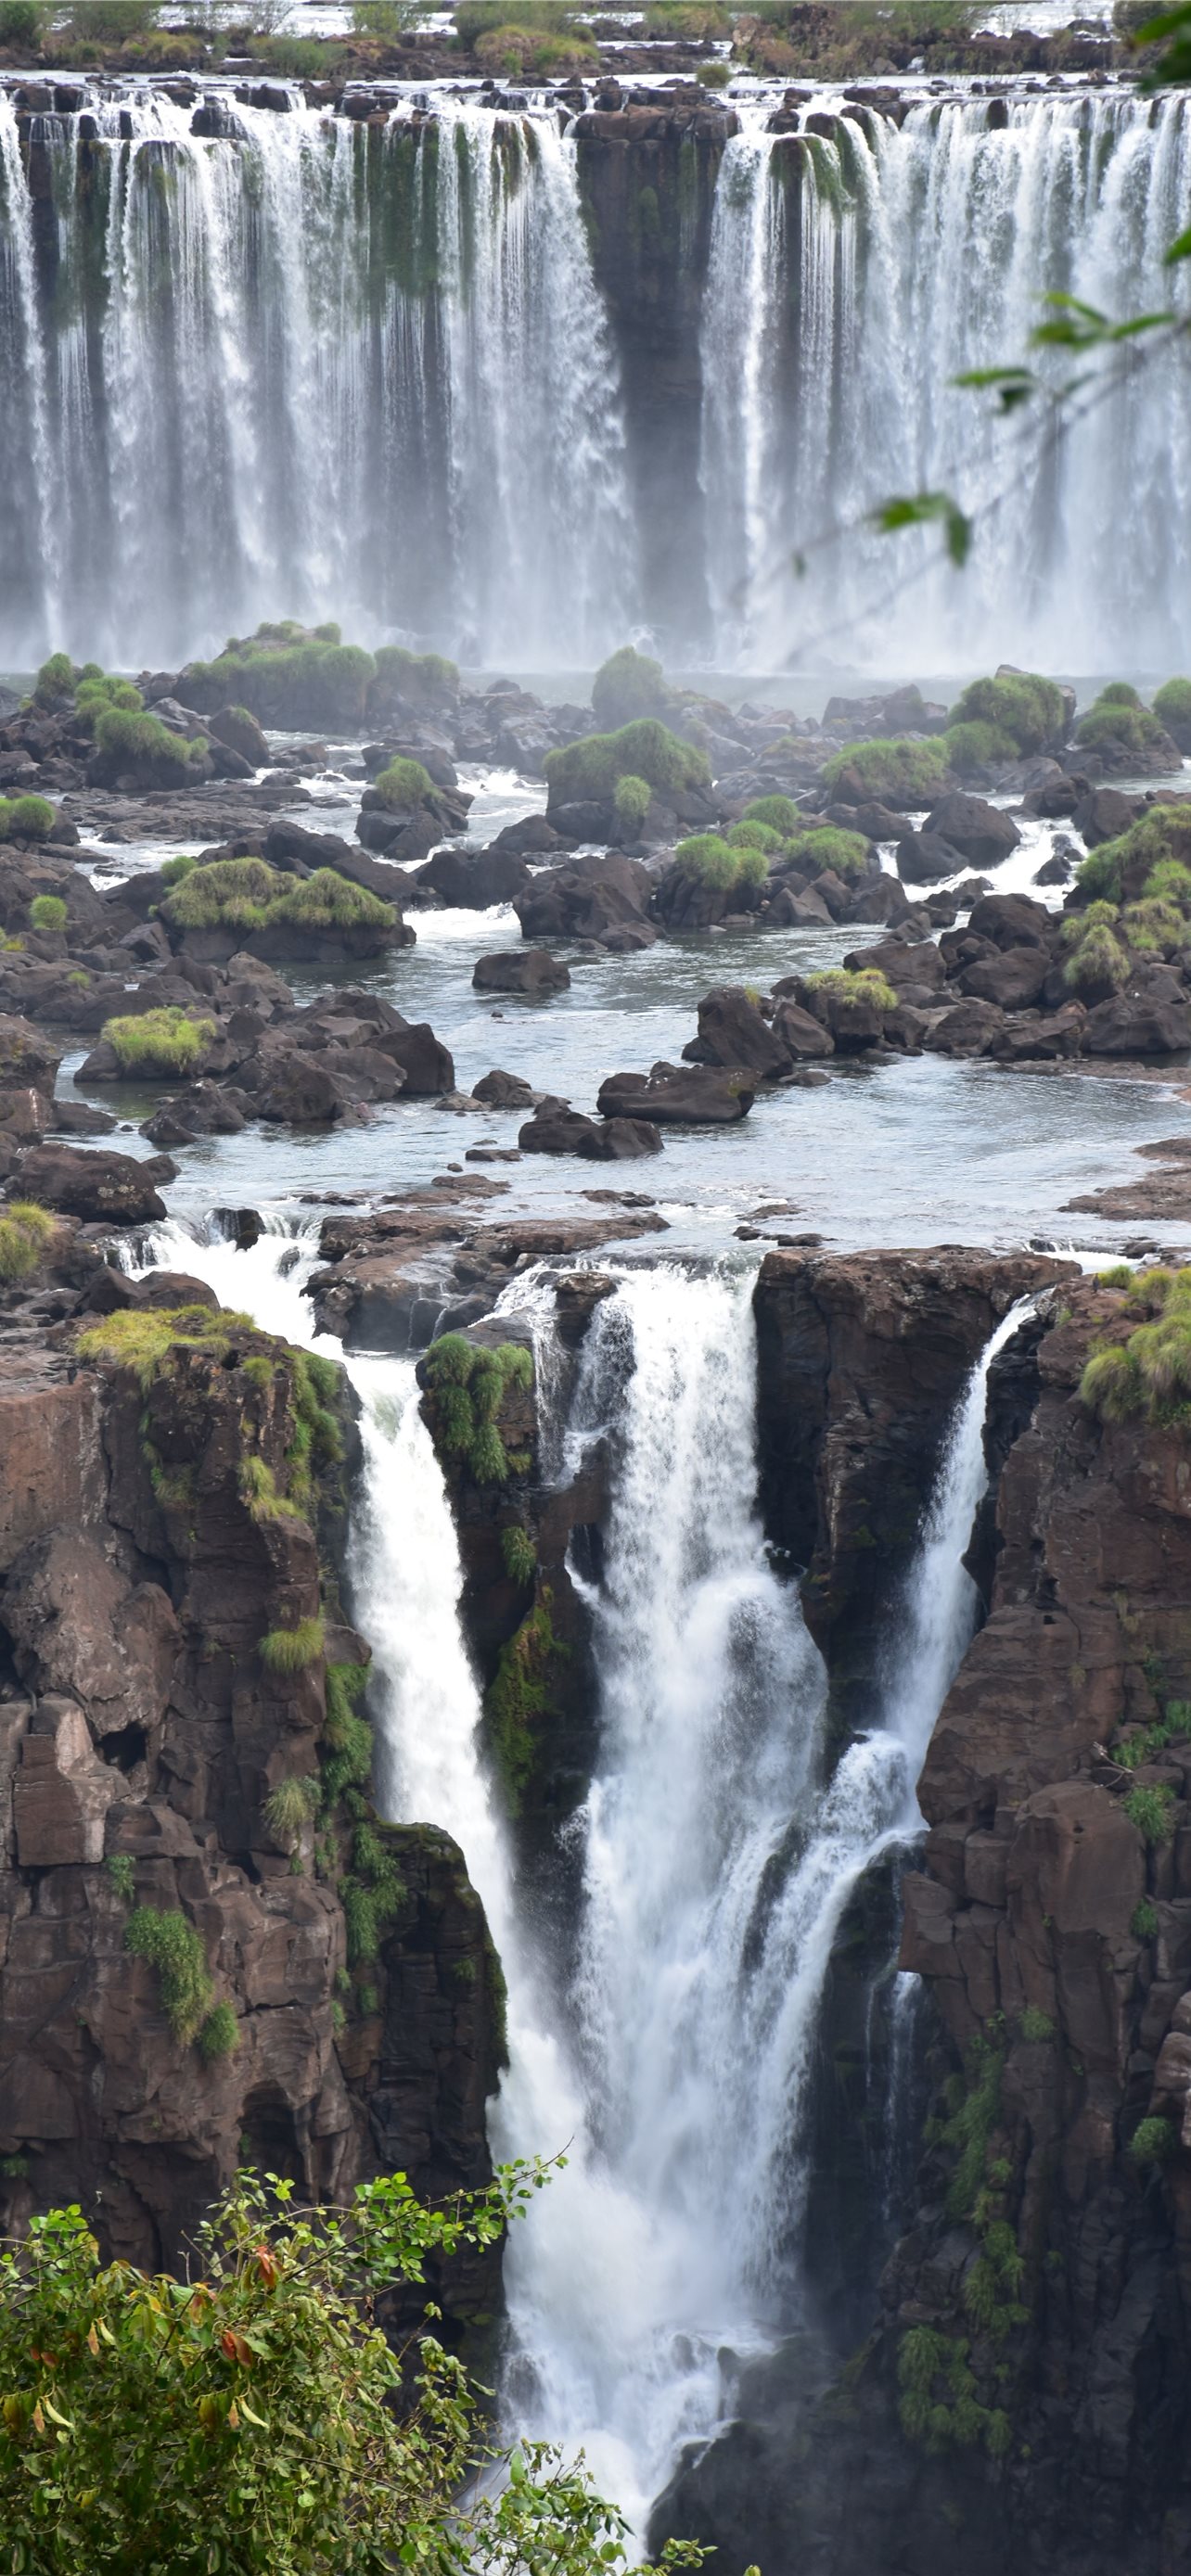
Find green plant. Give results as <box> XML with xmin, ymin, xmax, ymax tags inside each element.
<box><xmin>320</xmin><ymin>1663</ymin><xmax>373</xmax><ymax>1811</ymax></box>
<box><xmin>821</xmin><ymin>735</ymin><xmax>949</xmax><ymax>801</ymax></box>
<box><xmin>1122</xmin><ymin>896</ymin><xmax>1185</xmax><ymax>955</ymax></box>
<box><xmin>1075</xmin><ymin>689</ymin><xmax>1175</xmax><ymax>765</ymax></box>
<box><xmin>612</xmin><ymin>772</ymin><xmax>652</xmax><ymax>834</ymax></box>
<box><xmin>1080</xmin><ymin>1266</ymin><xmax>1191</xmax><ymax>1423</ymax></box>
<box><xmin>330</xmin><ymin>1997</ymin><xmax>346</xmax><ymax>2032</ymax></box>
<box><xmin>160</xmin><ymin>855</ymin><xmax>392</xmax><ymax>939</ymax></box>
<box><xmin>674</xmin><ymin>833</ymin><xmax>768</xmax><ymax>892</ymax></box>
<box><xmin>0</xmin><ymin>2162</ymin><xmax>677</xmax><ymax>2576</ymax></box>
<box><xmin>725</xmin><ymin>820</ymin><xmax>782</xmax><ymax>854</ymax></box>
<box><xmin>1132</xmin><ymin>1898</ymin><xmax>1159</xmax><ymax>1939</ymax></box>
<box><xmin>1018</xmin><ymin>2008</ymin><xmax>1055</xmax><ymax>2043</ymax></box>
<box><xmin>1062</xmin><ymin>922</ymin><xmax>1132</xmax><ymax>993</ymax></box>
<box><xmin>0</xmin><ymin>794</ymin><xmax>55</xmax><ymax>843</ymax></box>
<box><xmin>948</xmin><ymin>670</ymin><xmax>1065</xmax><ymax>754</ymax></box>
<box><xmin>0</xmin><ymin>1200</ymin><xmax>55</xmax><ymax>1283</ymax></box>
<box><xmin>485</xmin><ymin>1592</ymin><xmax>568</xmax><ymax>1813</ymax></box>
<box><xmin>744</xmin><ymin>794</ymin><xmax>801</xmax><ymax>833</ymax></box>
<box><xmin>197</xmin><ymin>2002</ymin><xmax>239</xmax><ymax>2063</ymax></box>
<box><xmin>785</xmin><ymin>825</ymin><xmax>871</xmax><ymax>879</ymax></box>
<box><xmin>94</xmin><ymin>707</ymin><xmax>199</xmax><ymax>772</ymax></box>
<box><xmin>1097</xmin><ymin>1264</ymin><xmax>1134</xmax><ymax>1287</ymax></box>
<box><xmin>0</xmin><ymin>2151</ymin><xmax>30</xmax><ymax>2181</ymax></box>
<box><xmin>1128</xmin><ymin>2114</ymin><xmax>1175</xmax><ymax>2166</ymax></box>
<box><xmin>160</xmin><ymin>852</ymin><xmax>196</xmax><ymax>885</ymax></box>
<box><xmin>124</xmin><ymin>1907</ymin><xmax>212</xmax><ymax>2047</ymax></box>
<box><xmin>940</xmin><ymin>718</ymin><xmax>1018</xmax><ymax>775</ymax></box>
<box><xmin>31</xmin><ymin>650</ymin><xmax>73</xmax><ymax>705</ymax></box>
<box><xmin>501</xmin><ymin>1524</ymin><xmax>537</xmax><ymax>1586</ymax></box>
<box><xmin>804</xmin><ymin>967</ymin><xmax>898</xmax><ymax>1014</ymax></box>
<box><xmin>356</xmin><ymin>1983</ymin><xmax>380</xmax><ymax>2016</ymax></box>
<box><xmin>76</xmin><ymin>1301</ymin><xmax>257</xmax><ymax>1396</ymax></box>
<box><xmin>340</xmin><ymin>1823</ymin><xmax>405</xmax><ymax>1964</ymax></box>
<box><xmin>102</xmin><ymin>1005</ymin><xmax>216</xmax><ymax>1077</ymax></box>
<box><xmin>1123</xmin><ymin>1783</ymin><xmax>1177</xmax><ymax>1843</ymax></box>
<box><xmin>105</xmin><ymin>1854</ymin><xmax>135</xmax><ymax>1903</ymax></box>
<box><xmin>423</xmin><ymin>1334</ymin><xmax>533</xmax><ymax>1485</ymax></box>
<box><xmin>259</xmin><ymin>1615</ymin><xmax>325</xmax><ymax>1677</ymax></box>
<box><xmin>75</xmin><ymin>673</ymin><xmax>142</xmax><ymax>728</ymax></box>
<box><xmin>896</xmin><ymin>2324</ymin><xmax>1009</xmax><ymax>2459</ymax></box>
<box><xmin>28</xmin><ymin>894</ymin><xmax>67</xmax><ymax>932</ymax></box>
<box><xmin>544</xmin><ymin>719</ymin><xmax>710</xmax><ymax>807</ymax></box>
<box><xmin>374</xmin><ymin>755</ymin><xmax>433</xmax><ymax>809</ymax></box>
<box><xmin>1153</xmin><ymin>675</ymin><xmax>1191</xmax><ymax>746</ymax></box>
<box><xmin>263</xmin><ymin>1776</ymin><xmax>321</xmax><ymax>1845</ymax></box>
<box><xmin>592</xmin><ymin>645</ymin><xmax>670</xmax><ymax>730</ymax></box>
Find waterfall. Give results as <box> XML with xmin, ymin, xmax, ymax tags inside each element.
<box><xmin>128</xmin><ymin>1222</ymin><xmax>1028</xmax><ymax>2533</ymax></box>
<box><xmin>699</xmin><ymin>89</ymin><xmax>1191</xmax><ymax>671</ymax></box>
<box><xmin>4</xmin><ymin>79</ymin><xmax>1189</xmax><ymax>673</ymax></box>
<box><xmin>0</xmin><ymin>87</ymin><xmax>634</xmax><ymax>670</ymax></box>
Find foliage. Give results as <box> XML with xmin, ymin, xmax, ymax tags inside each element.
<box><xmin>105</xmin><ymin>1855</ymin><xmax>135</xmax><ymax>1904</ymax></box>
<box><xmin>94</xmin><ymin>708</ymin><xmax>199</xmax><ymax>772</ymax></box>
<box><xmin>1129</xmin><ymin>2113</ymin><xmax>1175</xmax><ymax>2166</ymax></box>
<box><xmin>939</xmin><ymin>2032</ymin><xmax>1005</xmax><ymax>2222</ymax></box>
<box><xmin>1075</xmin><ymin>805</ymin><xmax>1191</xmax><ymax>909</ymax></box>
<box><xmin>373</xmin><ymin>755</ymin><xmax>432</xmax><ymax>809</ymax></box>
<box><xmin>1153</xmin><ymin>674</ymin><xmax>1191</xmax><ymax>745</ymax></box>
<box><xmin>341</xmin><ymin>1822</ymin><xmax>404</xmax><ymax>1963</ymax></box>
<box><xmin>1018</xmin><ymin>2008</ymin><xmax>1055</xmax><ymax>2043</ymax></box>
<box><xmin>744</xmin><ymin>794</ymin><xmax>801</xmax><ymax>833</ymax></box>
<box><xmin>75</xmin><ymin>673</ymin><xmax>142</xmax><ymax>729</ymax></box>
<box><xmin>940</xmin><ymin>718</ymin><xmax>1018</xmax><ymax>775</ymax></box>
<box><xmin>0</xmin><ymin>2162</ymin><xmax>690</xmax><ymax>2576</ymax></box>
<box><xmin>786</xmin><ymin>825</ymin><xmax>871</xmax><ymax>879</ymax></box>
<box><xmin>804</xmin><ymin>967</ymin><xmax>898</xmax><ymax>1014</ymax></box>
<box><xmin>486</xmin><ymin>1592</ymin><xmax>569</xmax><ymax>1814</ymax></box>
<box><xmin>949</xmin><ymin>671</ymin><xmax>1065</xmax><ymax>754</ymax></box>
<box><xmin>897</xmin><ymin>2323</ymin><xmax>1011</xmax><ymax>2459</ymax></box>
<box><xmin>1062</xmin><ymin>921</ymin><xmax>1132</xmax><ymax>993</ymax></box>
<box><xmin>102</xmin><ymin>1006</ymin><xmax>216</xmax><ymax>1077</ymax></box>
<box><xmin>1123</xmin><ymin>1783</ymin><xmax>1178</xmax><ymax>1843</ymax></box>
<box><xmin>1080</xmin><ymin>1266</ymin><xmax>1191</xmax><ymax>1423</ymax></box>
<box><xmin>185</xmin><ymin>628</ymin><xmax>378</xmax><ymax>728</ymax></box>
<box><xmin>263</xmin><ymin>1776</ymin><xmax>321</xmax><ymax>1847</ymax></box>
<box><xmin>725</xmin><ymin>819</ymin><xmax>782</xmax><ymax>853</ymax></box>
<box><xmin>500</xmin><ymin>1523</ymin><xmax>537</xmax><ymax>1586</ymax></box>
<box><xmin>1121</xmin><ymin>895</ymin><xmax>1185</xmax><ymax>955</ymax></box>
<box><xmin>423</xmin><ymin>1334</ymin><xmax>533</xmax><ymax>1485</ymax></box>
<box><xmin>674</xmin><ymin>832</ymin><xmax>767</xmax><ymax>892</ymax></box>
<box><xmin>0</xmin><ymin>795</ymin><xmax>55</xmax><ymax>842</ymax></box>
<box><xmin>544</xmin><ymin>718</ymin><xmax>710</xmax><ymax>806</ymax></box>
<box><xmin>28</xmin><ymin>895</ymin><xmax>67</xmax><ymax>932</ymax></box>
<box><xmin>160</xmin><ymin>855</ymin><xmax>393</xmax><ymax>938</ymax></box>
<box><xmin>591</xmin><ymin>645</ymin><xmax>670</xmax><ymax>730</ymax></box>
<box><xmin>0</xmin><ymin>1200</ymin><xmax>55</xmax><ymax>1283</ymax></box>
<box><xmin>1132</xmin><ymin>1897</ymin><xmax>1159</xmax><ymax>1939</ymax></box>
<box><xmin>31</xmin><ymin>651</ymin><xmax>74</xmax><ymax>705</ymax></box>
<box><xmin>372</xmin><ymin>644</ymin><xmax>459</xmax><ymax>704</ymax></box>
<box><xmin>124</xmin><ymin>1906</ymin><xmax>213</xmax><ymax>2047</ymax></box>
<box><xmin>612</xmin><ymin>772</ymin><xmax>652</xmax><ymax>834</ymax></box>
<box><xmin>259</xmin><ymin>1616</ymin><xmax>326</xmax><ymax>1677</ymax></box>
<box><xmin>320</xmin><ymin>1662</ymin><xmax>374</xmax><ymax>1812</ymax></box>
<box><xmin>76</xmin><ymin>1302</ymin><xmax>258</xmax><ymax>1396</ymax></box>
<box><xmin>821</xmin><ymin>735</ymin><xmax>949</xmax><ymax>801</ymax></box>
<box><xmin>197</xmin><ymin>2002</ymin><xmax>240</xmax><ymax>2063</ymax></box>
<box><xmin>1075</xmin><ymin>688</ymin><xmax>1175</xmax><ymax>764</ymax></box>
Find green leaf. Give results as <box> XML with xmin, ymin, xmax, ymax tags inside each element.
<box><xmin>1165</xmin><ymin>223</ymin><xmax>1191</xmax><ymax>263</ymax></box>
<box><xmin>871</xmin><ymin>489</ymin><xmax>971</xmax><ymax>568</ymax></box>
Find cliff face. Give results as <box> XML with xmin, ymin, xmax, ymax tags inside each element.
<box><xmin>0</xmin><ymin>1282</ymin><xmax>502</xmax><ymax>2336</ymax></box>
<box><xmin>657</xmin><ymin>1256</ymin><xmax>1191</xmax><ymax>2576</ymax></box>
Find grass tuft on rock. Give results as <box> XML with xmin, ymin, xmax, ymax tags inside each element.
<box><xmin>125</xmin><ymin>1906</ymin><xmax>213</xmax><ymax>2047</ymax></box>
<box><xmin>0</xmin><ymin>1200</ymin><xmax>56</xmax><ymax>1283</ymax></box>
<box><xmin>804</xmin><ymin>967</ymin><xmax>898</xmax><ymax>1014</ymax></box>
<box><xmin>822</xmin><ymin>736</ymin><xmax>949</xmax><ymax>801</ymax></box>
<box><xmin>29</xmin><ymin>894</ymin><xmax>67</xmax><ymax>932</ymax></box>
<box><xmin>103</xmin><ymin>1005</ymin><xmax>216</xmax><ymax>1077</ymax></box>
<box><xmin>259</xmin><ymin>1615</ymin><xmax>326</xmax><ymax>1677</ymax></box>
<box><xmin>544</xmin><ymin>718</ymin><xmax>710</xmax><ymax>806</ymax></box>
<box><xmin>948</xmin><ymin>670</ymin><xmax>1064</xmax><ymax>755</ymax></box>
<box><xmin>0</xmin><ymin>795</ymin><xmax>56</xmax><ymax>844</ymax></box>
<box><xmin>786</xmin><ymin>825</ymin><xmax>871</xmax><ymax>879</ymax></box>
<box><xmin>374</xmin><ymin>755</ymin><xmax>433</xmax><ymax>809</ymax></box>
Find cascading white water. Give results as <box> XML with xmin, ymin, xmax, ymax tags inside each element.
<box><xmin>700</xmin><ymin>89</ymin><xmax>1191</xmax><ymax>671</ymax></box>
<box><xmin>0</xmin><ymin>87</ymin><xmax>634</xmax><ymax>668</ymax></box>
<box><xmin>126</xmin><ymin>1221</ymin><xmax>1030</xmax><ymax>2534</ymax></box>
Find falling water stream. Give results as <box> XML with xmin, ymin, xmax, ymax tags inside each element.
<box><xmin>131</xmin><ymin>1219</ymin><xmax>1029</xmax><ymax>2531</ymax></box>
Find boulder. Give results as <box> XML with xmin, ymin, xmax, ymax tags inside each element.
<box><xmin>0</xmin><ymin>1015</ymin><xmax>61</xmax><ymax>1093</ymax></box>
<box><xmin>767</xmin><ymin>883</ymin><xmax>833</xmax><ymax>926</ymax></box>
<box><xmin>16</xmin><ymin>1145</ymin><xmax>167</xmax><ymax>1225</ymax></box>
<box><xmin>959</xmin><ymin>945</ymin><xmax>1049</xmax><ymax>1011</ymax></box>
<box><xmin>923</xmin><ymin>998</ymin><xmax>1006</xmax><ymax>1056</ymax></box>
<box><xmin>922</xmin><ymin>793</ymin><xmax>1021</xmax><ymax>868</ymax></box>
<box><xmin>514</xmin><ymin>853</ymin><xmax>650</xmax><ymax>943</ymax></box>
<box><xmin>596</xmin><ymin>1065</ymin><xmax>754</xmax><ymax>1125</ymax></box>
<box><xmin>684</xmin><ymin>986</ymin><xmax>795</xmax><ymax>1078</ymax></box>
<box><xmin>207</xmin><ymin>705</ymin><xmax>270</xmax><ymax>767</ymax></box>
<box><xmin>770</xmin><ymin>999</ymin><xmax>835</xmax><ymax>1060</ymax></box>
<box><xmin>472</xmin><ymin>950</ymin><xmax>570</xmax><ymax>999</ymax></box>
<box><xmin>844</xmin><ymin>937</ymin><xmax>946</xmax><ymax>996</ymax></box>
<box><xmin>140</xmin><ymin>1082</ymin><xmax>249</xmax><ymax>1146</ymax></box>
<box><xmin>519</xmin><ymin>1109</ymin><xmax>662</xmax><ymax>1159</ymax></box>
<box><xmin>966</xmin><ymin>891</ymin><xmax>1056</xmax><ymax>951</ymax></box>
<box><xmin>473</xmin><ymin>1068</ymin><xmax>536</xmax><ymax>1110</ymax></box>
<box><xmin>991</xmin><ymin>1002</ymin><xmax>1086</xmax><ymax>1061</ymax></box>
<box><xmin>1081</xmin><ymin>993</ymin><xmax>1191</xmax><ymax>1056</ymax></box>
<box><xmin>895</xmin><ymin>829</ymin><xmax>964</xmax><ymax>886</ymax></box>
<box><xmin>1072</xmin><ymin>784</ymin><xmax>1145</xmax><ymax>848</ymax></box>
<box><xmin>419</xmin><ymin>845</ymin><xmax>531</xmax><ymax>909</ymax></box>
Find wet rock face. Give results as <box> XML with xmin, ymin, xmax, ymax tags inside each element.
<box><xmin>0</xmin><ymin>1312</ymin><xmax>502</xmax><ymax>2322</ymax></box>
<box><xmin>751</xmin><ymin>1247</ymin><xmax>1076</xmax><ymax>1733</ymax></box>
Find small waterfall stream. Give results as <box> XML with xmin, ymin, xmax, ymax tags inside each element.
<box><xmin>130</xmin><ymin>1222</ymin><xmax>1027</xmax><ymax>2532</ymax></box>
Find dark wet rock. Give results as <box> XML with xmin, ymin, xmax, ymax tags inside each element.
<box><xmin>596</xmin><ymin>1064</ymin><xmax>754</xmax><ymax>1124</ymax></box>
<box><xmin>15</xmin><ymin>1145</ymin><xmax>168</xmax><ymax>1226</ymax></box>
<box><xmin>959</xmin><ymin>943</ymin><xmax>1049</xmax><ymax>1011</ymax></box>
<box><xmin>472</xmin><ymin>950</ymin><xmax>570</xmax><ymax>998</ymax></box>
<box><xmin>473</xmin><ymin>1069</ymin><xmax>537</xmax><ymax>1110</ymax></box>
<box><xmin>923</xmin><ymin>998</ymin><xmax>1006</xmax><ymax>1056</ymax></box>
<box><xmin>1081</xmin><ymin>992</ymin><xmax>1191</xmax><ymax>1056</ymax></box>
<box><xmin>922</xmin><ymin>793</ymin><xmax>1022</xmax><ymax>868</ymax></box>
<box><xmin>895</xmin><ymin>827</ymin><xmax>964</xmax><ymax>886</ymax></box>
<box><xmin>683</xmin><ymin>985</ymin><xmax>797</xmax><ymax>1078</ymax></box>
<box><xmin>514</xmin><ymin>853</ymin><xmax>651</xmax><ymax>944</ymax></box>
<box><xmin>519</xmin><ymin>1107</ymin><xmax>662</xmax><ymax>1159</ymax></box>
<box><xmin>419</xmin><ymin>845</ymin><xmax>532</xmax><ymax>908</ymax></box>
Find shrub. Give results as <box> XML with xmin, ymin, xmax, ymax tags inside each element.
<box><xmin>1132</xmin><ymin>1898</ymin><xmax>1159</xmax><ymax>1940</ymax></box>
<box><xmin>486</xmin><ymin>1593</ymin><xmax>568</xmax><ymax>1813</ymax></box>
<box><xmin>1018</xmin><ymin>2008</ymin><xmax>1055</xmax><ymax>2043</ymax></box>
<box><xmin>424</xmin><ymin>1333</ymin><xmax>532</xmax><ymax>1485</ymax></box>
<box><xmin>1129</xmin><ymin>2114</ymin><xmax>1175</xmax><ymax>2166</ymax></box>
<box><xmin>674</xmin><ymin>832</ymin><xmax>767</xmax><ymax>891</ymax></box>
<box><xmin>591</xmin><ymin>644</ymin><xmax>670</xmax><ymax>730</ymax></box>
<box><xmin>374</xmin><ymin>754</ymin><xmax>432</xmax><ymax>809</ymax></box>
<box><xmin>1153</xmin><ymin>676</ymin><xmax>1191</xmax><ymax>748</ymax></box>
<box><xmin>259</xmin><ymin>1615</ymin><xmax>326</xmax><ymax>1676</ymax></box>
<box><xmin>32</xmin><ymin>649</ymin><xmax>74</xmax><ymax>706</ymax></box>
<box><xmin>744</xmin><ymin>794</ymin><xmax>800</xmax><ymax>833</ymax></box>
<box><xmin>1076</xmin><ymin>807</ymin><xmax>1191</xmax><ymax>910</ymax></box>
<box><xmin>821</xmin><ymin>736</ymin><xmax>949</xmax><ymax>801</ymax></box>
<box><xmin>726</xmin><ymin>819</ymin><xmax>782</xmax><ymax>853</ymax></box>
<box><xmin>102</xmin><ymin>1005</ymin><xmax>216</xmax><ymax>1076</ymax></box>
<box><xmin>75</xmin><ymin>673</ymin><xmax>142</xmax><ymax>727</ymax></box>
<box><xmin>1075</xmin><ymin>691</ymin><xmax>1174</xmax><ymax>765</ymax></box>
<box><xmin>371</xmin><ymin>644</ymin><xmax>459</xmax><ymax>703</ymax></box>
<box><xmin>786</xmin><ymin>826</ymin><xmax>871</xmax><ymax>880</ymax></box>
<box><xmin>500</xmin><ymin>1523</ymin><xmax>537</xmax><ymax>1585</ymax></box>
<box><xmin>1121</xmin><ymin>897</ymin><xmax>1185</xmax><ymax>956</ymax></box>
<box><xmin>28</xmin><ymin>893</ymin><xmax>67</xmax><ymax>932</ymax></box>
<box><xmin>76</xmin><ymin>1301</ymin><xmax>256</xmax><ymax>1395</ymax></box>
<box><xmin>949</xmin><ymin>670</ymin><xmax>1065</xmax><ymax>755</ymax></box>
<box><xmin>1080</xmin><ymin>1268</ymin><xmax>1191</xmax><ymax>1423</ymax></box>
<box><xmin>940</xmin><ymin>719</ymin><xmax>1018</xmax><ymax>776</ymax></box>
<box><xmin>161</xmin><ymin>856</ymin><xmax>392</xmax><ymax>940</ymax></box>
<box><xmin>263</xmin><ymin>1775</ymin><xmax>321</xmax><ymax>1845</ymax></box>
<box><xmin>105</xmin><ymin>1854</ymin><xmax>135</xmax><ymax>1903</ymax></box>
<box><xmin>613</xmin><ymin>772</ymin><xmax>652</xmax><ymax>834</ymax></box>
<box><xmin>804</xmin><ymin>967</ymin><xmax>898</xmax><ymax>1014</ymax></box>
<box><xmin>1124</xmin><ymin>1783</ymin><xmax>1177</xmax><ymax>1843</ymax></box>
<box><xmin>197</xmin><ymin>2001</ymin><xmax>240</xmax><ymax>2062</ymax></box>
<box><xmin>0</xmin><ymin>794</ymin><xmax>55</xmax><ymax>843</ymax></box>
<box><xmin>124</xmin><ymin>1906</ymin><xmax>212</xmax><ymax>2046</ymax></box>
<box><xmin>162</xmin><ymin>855</ymin><xmax>274</xmax><ymax>929</ymax></box>
<box><xmin>160</xmin><ymin>852</ymin><xmax>196</xmax><ymax>886</ymax></box>
<box><xmin>1062</xmin><ymin>923</ymin><xmax>1132</xmax><ymax>993</ymax></box>
<box><xmin>94</xmin><ymin>707</ymin><xmax>198</xmax><ymax>772</ymax></box>
<box><xmin>544</xmin><ymin>718</ymin><xmax>710</xmax><ymax>806</ymax></box>
<box><xmin>271</xmin><ymin>870</ymin><xmax>394</xmax><ymax>932</ymax></box>
<box><xmin>0</xmin><ymin>1200</ymin><xmax>55</xmax><ymax>1282</ymax></box>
